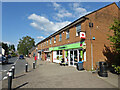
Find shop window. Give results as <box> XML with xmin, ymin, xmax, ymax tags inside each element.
<box><xmin>47</xmin><ymin>40</ymin><xmax>48</xmax><ymax>45</ymax></box>
<box><xmin>66</xmin><ymin>30</ymin><xmax>69</xmax><ymax>39</ymax></box>
<box><xmin>50</xmin><ymin>38</ymin><xmax>51</xmax><ymax>44</ymax></box>
<box><xmin>57</xmin><ymin>51</ymin><xmax>59</xmax><ymax>55</ymax></box>
<box><xmin>59</xmin><ymin>33</ymin><xmax>62</xmax><ymax>41</ymax></box>
<box><xmin>54</xmin><ymin>36</ymin><xmax>56</xmax><ymax>43</ymax></box>
<box><xmin>60</xmin><ymin>50</ymin><xmax>62</xmax><ymax>55</ymax></box>
<box><xmin>76</xmin><ymin>24</ymin><xmax>81</xmax><ymax>36</ymax></box>
<box><xmin>45</xmin><ymin>42</ymin><xmax>46</xmax><ymax>46</ymax></box>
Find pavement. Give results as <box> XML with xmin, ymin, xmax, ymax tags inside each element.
<box><xmin>2</xmin><ymin>57</ymin><xmax>119</xmax><ymax>89</ymax></box>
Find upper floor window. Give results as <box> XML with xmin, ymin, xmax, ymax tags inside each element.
<box><xmin>54</xmin><ymin>36</ymin><xmax>56</xmax><ymax>43</ymax></box>
<box><xmin>50</xmin><ymin>38</ymin><xmax>51</xmax><ymax>44</ymax></box>
<box><xmin>44</xmin><ymin>42</ymin><xmax>46</xmax><ymax>46</ymax></box>
<box><xmin>47</xmin><ymin>40</ymin><xmax>48</xmax><ymax>46</ymax></box>
<box><xmin>66</xmin><ymin>30</ymin><xmax>69</xmax><ymax>39</ymax></box>
<box><xmin>59</xmin><ymin>33</ymin><xmax>62</xmax><ymax>41</ymax></box>
<box><xmin>76</xmin><ymin>24</ymin><xmax>81</xmax><ymax>36</ymax></box>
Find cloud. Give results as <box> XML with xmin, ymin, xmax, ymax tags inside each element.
<box><xmin>70</xmin><ymin>3</ymin><xmax>88</xmax><ymax>18</ymax></box>
<box><xmin>28</xmin><ymin>13</ymin><xmax>71</xmax><ymax>34</ymax></box>
<box><xmin>37</xmin><ymin>36</ymin><xmax>45</xmax><ymax>40</ymax></box>
<box><xmin>53</xmin><ymin>2</ymin><xmax>72</xmax><ymax>19</ymax></box>
<box><xmin>53</xmin><ymin>2</ymin><xmax>60</xmax><ymax>9</ymax></box>
<box><xmin>52</xmin><ymin>2</ymin><xmax>89</xmax><ymax>21</ymax></box>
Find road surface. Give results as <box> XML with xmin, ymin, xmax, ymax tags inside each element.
<box><xmin>0</xmin><ymin>57</ymin><xmax>27</xmax><ymax>80</ymax></box>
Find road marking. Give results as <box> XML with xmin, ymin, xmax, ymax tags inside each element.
<box><xmin>13</xmin><ymin>58</ymin><xmax>18</xmax><ymax>65</ymax></box>
<box><xmin>3</xmin><ymin>76</ymin><xmax>7</xmax><ymax>80</ymax></box>
<box><xmin>1</xmin><ymin>70</ymin><xmax>7</xmax><ymax>72</ymax></box>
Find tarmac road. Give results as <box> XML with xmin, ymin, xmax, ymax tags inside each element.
<box><xmin>0</xmin><ymin>57</ymin><xmax>27</xmax><ymax>80</ymax></box>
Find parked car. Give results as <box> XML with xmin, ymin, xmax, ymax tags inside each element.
<box><xmin>19</xmin><ymin>55</ymin><xmax>24</xmax><ymax>59</ymax></box>
<box><xmin>0</xmin><ymin>56</ymin><xmax>8</xmax><ymax>64</ymax></box>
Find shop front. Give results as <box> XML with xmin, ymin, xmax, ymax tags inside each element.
<box><xmin>37</xmin><ymin>50</ymin><xmax>42</xmax><ymax>60</ymax></box>
<box><xmin>53</xmin><ymin>50</ymin><xmax>62</xmax><ymax>63</ymax></box>
<box><xmin>49</xmin><ymin>41</ymin><xmax>86</xmax><ymax>66</ymax></box>
<box><xmin>43</xmin><ymin>48</ymin><xmax>51</xmax><ymax>61</ymax></box>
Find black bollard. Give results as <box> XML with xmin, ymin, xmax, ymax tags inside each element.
<box><xmin>11</xmin><ymin>65</ymin><xmax>15</xmax><ymax>79</ymax></box>
<box><xmin>8</xmin><ymin>69</ymin><xmax>13</xmax><ymax>90</ymax></box>
<box><xmin>25</xmin><ymin>63</ymin><xmax>28</xmax><ymax>72</ymax></box>
<box><xmin>33</xmin><ymin>62</ymin><xmax>35</xmax><ymax>69</ymax></box>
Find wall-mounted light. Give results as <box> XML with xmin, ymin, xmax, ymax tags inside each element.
<box><xmin>92</xmin><ymin>36</ymin><xmax>95</xmax><ymax>40</ymax></box>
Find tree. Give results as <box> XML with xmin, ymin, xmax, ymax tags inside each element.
<box><xmin>108</xmin><ymin>20</ymin><xmax>120</xmax><ymax>65</ymax></box>
<box><xmin>2</xmin><ymin>42</ymin><xmax>9</xmax><ymax>55</ymax></box>
<box><xmin>9</xmin><ymin>44</ymin><xmax>15</xmax><ymax>51</ymax></box>
<box><xmin>17</xmin><ymin>36</ymin><xmax>35</xmax><ymax>56</ymax></box>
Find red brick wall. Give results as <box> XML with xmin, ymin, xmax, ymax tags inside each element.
<box><xmin>35</xmin><ymin>3</ymin><xmax>119</xmax><ymax>70</ymax></box>
<box><xmin>84</xmin><ymin>3</ymin><xmax>119</xmax><ymax>70</ymax></box>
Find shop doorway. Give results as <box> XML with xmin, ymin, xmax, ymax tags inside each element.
<box><xmin>68</xmin><ymin>49</ymin><xmax>82</xmax><ymax>66</ymax></box>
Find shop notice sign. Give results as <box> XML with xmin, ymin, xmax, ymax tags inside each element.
<box><xmin>80</xmin><ymin>32</ymin><xmax>85</xmax><ymax>39</ymax></box>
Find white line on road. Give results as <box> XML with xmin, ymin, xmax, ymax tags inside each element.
<box><xmin>1</xmin><ymin>58</ymin><xmax>19</xmax><ymax>81</ymax></box>
<box><xmin>14</xmin><ymin>58</ymin><xmax>19</xmax><ymax>65</ymax></box>
<box><xmin>3</xmin><ymin>76</ymin><xmax>7</xmax><ymax>80</ymax></box>
<box><xmin>0</xmin><ymin>70</ymin><xmax>7</xmax><ymax>72</ymax></box>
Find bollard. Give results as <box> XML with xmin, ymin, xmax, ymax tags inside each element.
<box><xmin>11</xmin><ymin>65</ymin><xmax>15</xmax><ymax>79</ymax></box>
<box><xmin>33</xmin><ymin>62</ymin><xmax>35</xmax><ymax>69</ymax></box>
<box><xmin>25</xmin><ymin>63</ymin><xmax>28</xmax><ymax>72</ymax></box>
<box><xmin>8</xmin><ymin>69</ymin><xmax>13</xmax><ymax>90</ymax></box>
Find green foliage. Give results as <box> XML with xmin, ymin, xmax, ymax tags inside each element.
<box><xmin>2</xmin><ymin>42</ymin><xmax>9</xmax><ymax>55</ymax></box>
<box><xmin>108</xmin><ymin>20</ymin><xmax>120</xmax><ymax>54</ymax></box>
<box><xmin>108</xmin><ymin>20</ymin><xmax>120</xmax><ymax>66</ymax></box>
<box><xmin>17</xmin><ymin>36</ymin><xmax>35</xmax><ymax>56</ymax></box>
<box><xmin>11</xmin><ymin>52</ymin><xmax>17</xmax><ymax>57</ymax></box>
<box><xmin>9</xmin><ymin>44</ymin><xmax>15</xmax><ymax>51</ymax></box>
<box><xmin>112</xmin><ymin>65</ymin><xmax>120</xmax><ymax>74</ymax></box>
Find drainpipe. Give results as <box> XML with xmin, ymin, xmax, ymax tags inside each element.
<box><xmin>89</xmin><ymin>21</ymin><xmax>94</xmax><ymax>71</ymax></box>
<box><xmin>85</xmin><ymin>16</ymin><xmax>94</xmax><ymax>71</ymax></box>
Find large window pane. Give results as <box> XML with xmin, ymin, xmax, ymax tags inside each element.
<box><xmin>66</xmin><ymin>30</ymin><xmax>69</xmax><ymax>39</ymax></box>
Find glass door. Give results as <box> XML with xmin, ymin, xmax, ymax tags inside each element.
<box><xmin>70</xmin><ymin>50</ymin><xmax>73</xmax><ymax>65</ymax></box>
<box><xmin>68</xmin><ymin>49</ymin><xmax>80</xmax><ymax>66</ymax></box>
<box><xmin>74</xmin><ymin>50</ymin><xmax>78</xmax><ymax>66</ymax></box>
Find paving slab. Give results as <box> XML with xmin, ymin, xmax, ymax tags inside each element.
<box><xmin>9</xmin><ymin>58</ymin><xmax>118</xmax><ymax>88</ymax></box>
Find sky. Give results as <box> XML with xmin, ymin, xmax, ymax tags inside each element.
<box><xmin>2</xmin><ymin>1</ymin><xmax>119</xmax><ymax>49</ymax></box>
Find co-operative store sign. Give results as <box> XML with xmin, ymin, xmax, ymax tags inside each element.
<box><xmin>49</xmin><ymin>42</ymin><xmax>84</xmax><ymax>51</ymax></box>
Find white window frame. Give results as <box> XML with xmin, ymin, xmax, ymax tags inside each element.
<box><xmin>54</xmin><ymin>36</ymin><xmax>56</xmax><ymax>43</ymax></box>
<box><xmin>66</xmin><ymin>30</ymin><xmax>69</xmax><ymax>39</ymax></box>
<box><xmin>50</xmin><ymin>38</ymin><xmax>51</xmax><ymax>44</ymax></box>
<box><xmin>47</xmin><ymin>40</ymin><xmax>48</xmax><ymax>45</ymax></box>
<box><xmin>59</xmin><ymin>33</ymin><xmax>62</xmax><ymax>41</ymax></box>
<box><xmin>76</xmin><ymin>24</ymin><xmax>81</xmax><ymax>36</ymax></box>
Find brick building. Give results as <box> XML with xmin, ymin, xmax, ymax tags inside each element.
<box><xmin>31</xmin><ymin>3</ymin><xmax>120</xmax><ymax>70</ymax></box>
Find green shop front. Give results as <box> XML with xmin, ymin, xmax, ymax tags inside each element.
<box><xmin>49</xmin><ymin>42</ymin><xmax>86</xmax><ymax>66</ymax></box>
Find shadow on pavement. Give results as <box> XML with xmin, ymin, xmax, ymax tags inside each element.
<box><xmin>13</xmin><ymin>82</ymin><xmax>29</xmax><ymax>90</ymax></box>
<box><xmin>6</xmin><ymin>62</ymin><xmax>14</xmax><ymax>65</ymax></box>
<box><xmin>15</xmin><ymin>74</ymin><xmax>26</xmax><ymax>79</ymax></box>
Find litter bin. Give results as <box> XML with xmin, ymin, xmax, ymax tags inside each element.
<box><xmin>98</xmin><ymin>62</ymin><xmax>108</xmax><ymax>77</ymax></box>
<box><xmin>77</xmin><ymin>61</ymin><xmax>83</xmax><ymax>71</ymax></box>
